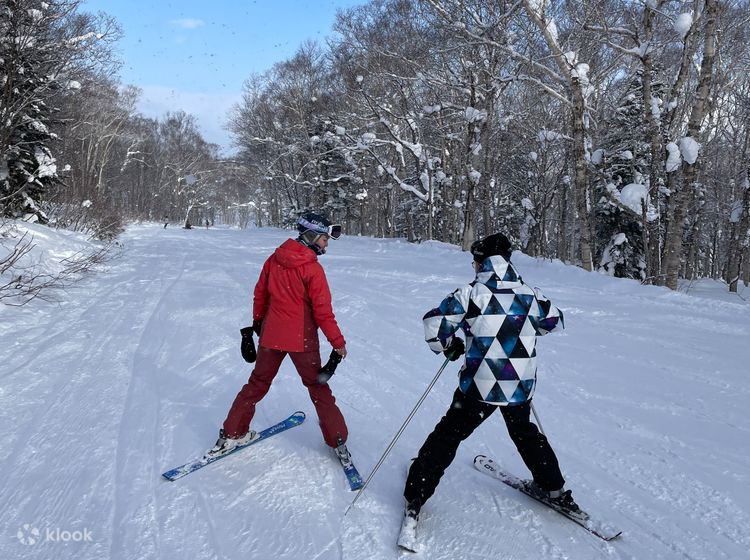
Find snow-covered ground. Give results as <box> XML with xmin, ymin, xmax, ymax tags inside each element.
<box><xmin>0</xmin><ymin>220</ymin><xmax>114</xmax><ymax>306</ymax></box>
<box><xmin>1</xmin><ymin>224</ymin><xmax>749</xmax><ymax>560</ymax></box>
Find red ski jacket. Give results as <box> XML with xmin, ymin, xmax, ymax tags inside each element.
<box><xmin>253</xmin><ymin>238</ymin><xmax>345</xmax><ymax>352</ymax></box>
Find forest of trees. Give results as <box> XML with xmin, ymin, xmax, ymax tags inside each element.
<box><xmin>2</xmin><ymin>0</ymin><xmax>749</xmax><ymax>291</ymax></box>
<box><xmin>0</xmin><ymin>0</ymin><xmax>240</xmax><ymax>239</ymax></box>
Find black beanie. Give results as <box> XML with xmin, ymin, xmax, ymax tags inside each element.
<box><xmin>470</xmin><ymin>233</ymin><xmax>513</xmax><ymax>262</ymax></box>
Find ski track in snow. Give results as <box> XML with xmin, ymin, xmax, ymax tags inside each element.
<box><xmin>1</xmin><ymin>225</ymin><xmax>749</xmax><ymax>560</ymax></box>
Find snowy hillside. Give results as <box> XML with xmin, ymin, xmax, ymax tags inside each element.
<box><xmin>1</xmin><ymin>224</ymin><xmax>749</xmax><ymax>560</ymax></box>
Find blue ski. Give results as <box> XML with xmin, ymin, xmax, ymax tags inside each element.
<box><xmin>162</xmin><ymin>411</ymin><xmax>306</xmax><ymax>481</ymax></box>
<box><xmin>341</xmin><ymin>460</ymin><xmax>364</xmax><ymax>491</ymax></box>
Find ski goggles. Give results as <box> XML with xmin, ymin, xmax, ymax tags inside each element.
<box><xmin>299</xmin><ymin>218</ymin><xmax>343</xmax><ymax>239</ymax></box>
<box><xmin>327</xmin><ymin>224</ymin><xmax>343</xmax><ymax>239</ymax></box>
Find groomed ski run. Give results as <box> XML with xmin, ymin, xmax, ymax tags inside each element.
<box><xmin>2</xmin><ymin>224</ymin><xmax>749</xmax><ymax>560</ymax></box>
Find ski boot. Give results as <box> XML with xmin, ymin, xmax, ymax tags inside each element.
<box><xmin>548</xmin><ymin>489</ymin><xmax>583</xmax><ymax>515</ymax></box>
<box><xmin>405</xmin><ymin>499</ymin><xmax>421</xmax><ymax>521</ymax></box>
<box><xmin>205</xmin><ymin>428</ymin><xmax>257</xmax><ymax>458</ymax></box>
<box><xmin>397</xmin><ymin>499</ymin><xmax>422</xmax><ymax>552</ymax></box>
<box><xmin>525</xmin><ymin>481</ymin><xmax>585</xmax><ymax>516</ymax></box>
<box><xmin>334</xmin><ymin>436</ymin><xmax>352</xmax><ymax>467</ymax></box>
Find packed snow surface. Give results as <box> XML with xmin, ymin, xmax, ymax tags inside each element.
<box><xmin>1</xmin><ymin>225</ymin><xmax>749</xmax><ymax>560</ymax></box>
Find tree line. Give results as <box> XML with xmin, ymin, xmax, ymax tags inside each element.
<box><xmin>2</xmin><ymin>0</ymin><xmax>749</xmax><ymax>291</ymax></box>
<box><xmin>0</xmin><ymin>0</ymin><xmax>246</xmax><ymax>239</ymax></box>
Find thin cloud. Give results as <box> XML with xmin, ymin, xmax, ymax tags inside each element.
<box><xmin>170</xmin><ymin>18</ymin><xmax>205</xmax><ymax>30</ymax></box>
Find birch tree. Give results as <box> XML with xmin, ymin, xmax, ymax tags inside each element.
<box><xmin>662</xmin><ymin>0</ymin><xmax>719</xmax><ymax>289</ymax></box>
<box><xmin>520</xmin><ymin>0</ymin><xmax>596</xmax><ymax>270</ymax></box>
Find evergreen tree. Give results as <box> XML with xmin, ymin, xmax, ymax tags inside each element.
<box><xmin>309</xmin><ymin>117</ymin><xmax>357</xmax><ymax>221</ymax></box>
<box><xmin>0</xmin><ymin>1</ymin><xmax>67</xmax><ymax>222</ymax></box>
<box><xmin>593</xmin><ymin>73</ymin><xmax>657</xmax><ymax>279</ymax></box>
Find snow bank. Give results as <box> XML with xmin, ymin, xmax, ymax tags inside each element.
<box><xmin>0</xmin><ymin>220</ymin><xmax>109</xmax><ymax>304</ymax></box>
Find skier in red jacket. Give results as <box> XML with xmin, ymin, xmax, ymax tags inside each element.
<box><xmin>208</xmin><ymin>212</ymin><xmax>351</xmax><ymax>463</ymax></box>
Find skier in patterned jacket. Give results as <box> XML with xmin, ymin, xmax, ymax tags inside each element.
<box><xmin>403</xmin><ymin>232</ymin><xmax>579</xmax><ymax>522</ymax></box>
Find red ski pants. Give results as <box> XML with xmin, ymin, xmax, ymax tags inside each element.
<box><xmin>222</xmin><ymin>345</ymin><xmax>348</xmax><ymax>447</ymax></box>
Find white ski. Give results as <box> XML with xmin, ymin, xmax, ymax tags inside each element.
<box><xmin>396</xmin><ymin>510</ymin><xmax>419</xmax><ymax>553</ymax></box>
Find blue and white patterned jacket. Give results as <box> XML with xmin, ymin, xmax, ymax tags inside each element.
<box><xmin>423</xmin><ymin>255</ymin><xmax>564</xmax><ymax>405</ymax></box>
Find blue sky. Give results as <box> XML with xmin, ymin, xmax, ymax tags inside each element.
<box><xmin>80</xmin><ymin>0</ymin><xmax>363</xmax><ymax>153</ymax></box>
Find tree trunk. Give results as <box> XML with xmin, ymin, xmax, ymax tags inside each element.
<box><xmin>727</xmin><ymin>176</ymin><xmax>750</xmax><ymax>292</ymax></box>
<box><xmin>641</xmin><ymin>3</ymin><xmax>663</xmax><ymax>284</ymax></box>
<box><xmin>572</xmin><ymin>92</ymin><xmax>594</xmax><ymax>271</ymax></box>
<box><xmin>522</xmin><ymin>1</ymin><xmax>593</xmax><ymax>270</ymax></box>
<box><xmin>427</xmin><ymin>172</ymin><xmax>434</xmax><ymax>240</ymax></box>
<box><xmin>663</xmin><ymin>0</ymin><xmax>718</xmax><ymax>290</ymax></box>
<box><xmin>461</xmin><ymin>76</ymin><xmax>482</xmax><ymax>251</ymax></box>
<box><xmin>461</xmin><ymin>180</ymin><xmax>476</xmax><ymax>250</ymax></box>
<box><xmin>482</xmin><ymin>180</ymin><xmax>491</xmax><ymax>237</ymax></box>
<box><xmin>557</xmin><ymin>183</ymin><xmax>568</xmax><ymax>261</ymax></box>
<box><xmin>691</xmin><ymin>222</ymin><xmax>701</xmax><ymax>279</ymax></box>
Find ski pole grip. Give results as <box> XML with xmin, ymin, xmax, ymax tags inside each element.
<box><xmin>317</xmin><ymin>350</ymin><xmax>343</xmax><ymax>384</ymax></box>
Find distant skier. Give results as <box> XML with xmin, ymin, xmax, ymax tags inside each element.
<box><xmin>402</xmin><ymin>233</ymin><xmax>578</xmax><ymax>525</ymax></box>
<box><xmin>208</xmin><ymin>212</ymin><xmax>352</xmax><ymax>464</ymax></box>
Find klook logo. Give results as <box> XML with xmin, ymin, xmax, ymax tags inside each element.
<box><xmin>16</xmin><ymin>524</ymin><xmax>93</xmax><ymax>545</ymax></box>
<box><xmin>16</xmin><ymin>524</ymin><xmax>40</xmax><ymax>545</ymax></box>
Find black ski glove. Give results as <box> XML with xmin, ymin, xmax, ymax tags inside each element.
<box><xmin>240</xmin><ymin>326</ymin><xmax>257</xmax><ymax>363</ymax></box>
<box><xmin>443</xmin><ymin>337</ymin><xmax>465</xmax><ymax>361</ymax></box>
<box><xmin>317</xmin><ymin>350</ymin><xmax>343</xmax><ymax>384</ymax></box>
<box><xmin>252</xmin><ymin>319</ymin><xmax>263</xmax><ymax>336</ymax></box>
<box><xmin>534</xmin><ymin>288</ymin><xmax>552</xmax><ymax>316</ymax></box>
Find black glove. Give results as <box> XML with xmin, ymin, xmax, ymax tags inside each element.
<box><xmin>240</xmin><ymin>326</ymin><xmax>257</xmax><ymax>363</ymax></box>
<box><xmin>317</xmin><ymin>350</ymin><xmax>343</xmax><ymax>385</ymax></box>
<box><xmin>443</xmin><ymin>337</ymin><xmax>465</xmax><ymax>361</ymax></box>
<box><xmin>252</xmin><ymin>319</ymin><xmax>263</xmax><ymax>337</ymax></box>
<box><xmin>534</xmin><ymin>287</ymin><xmax>551</xmax><ymax>316</ymax></box>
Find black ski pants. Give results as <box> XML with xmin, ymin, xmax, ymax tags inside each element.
<box><xmin>404</xmin><ymin>388</ymin><xmax>565</xmax><ymax>510</ymax></box>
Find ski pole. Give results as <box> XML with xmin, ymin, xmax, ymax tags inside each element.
<box><xmin>530</xmin><ymin>401</ymin><xmax>546</xmax><ymax>436</ymax></box>
<box><xmin>345</xmin><ymin>357</ymin><xmax>451</xmax><ymax>516</ymax></box>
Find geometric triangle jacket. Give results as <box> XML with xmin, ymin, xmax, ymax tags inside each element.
<box><xmin>422</xmin><ymin>254</ymin><xmax>564</xmax><ymax>405</ymax></box>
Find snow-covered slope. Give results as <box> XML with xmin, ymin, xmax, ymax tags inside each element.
<box><xmin>1</xmin><ymin>225</ymin><xmax>748</xmax><ymax>560</ymax></box>
<box><xmin>0</xmin><ymin>220</ymin><xmax>109</xmax><ymax>305</ymax></box>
